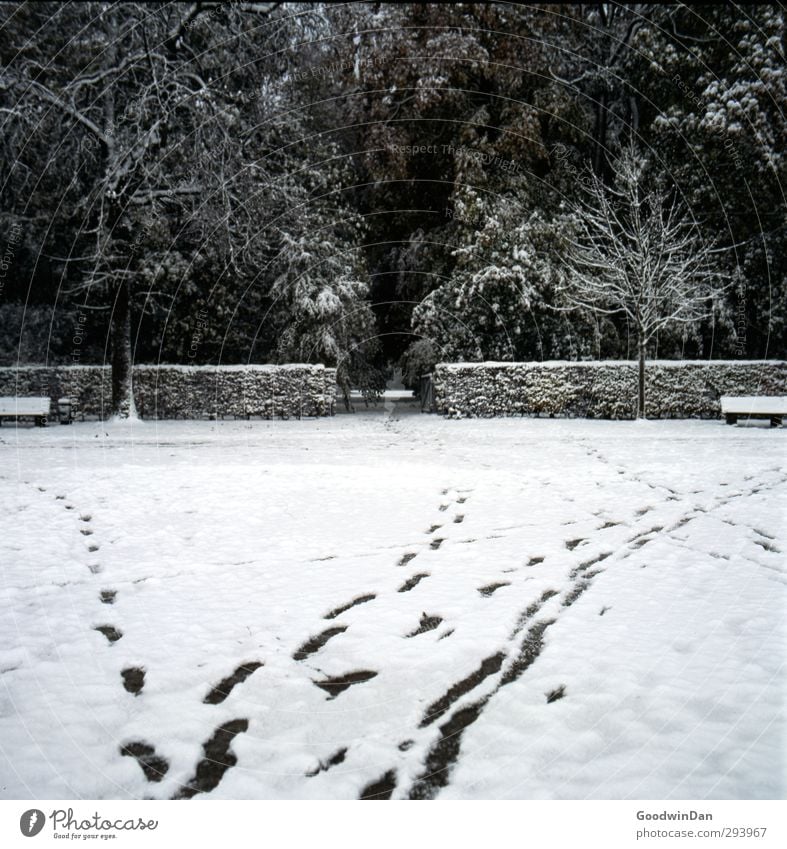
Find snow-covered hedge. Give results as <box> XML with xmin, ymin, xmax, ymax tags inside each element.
<box><xmin>432</xmin><ymin>361</ymin><xmax>787</xmax><ymax>419</ymax></box>
<box><xmin>0</xmin><ymin>364</ymin><xmax>336</xmax><ymax>420</ymax></box>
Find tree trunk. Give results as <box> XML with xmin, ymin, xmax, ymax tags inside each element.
<box><xmin>637</xmin><ymin>334</ymin><xmax>646</xmax><ymax>419</ymax></box>
<box><xmin>111</xmin><ymin>280</ymin><xmax>136</xmax><ymax>418</ymax></box>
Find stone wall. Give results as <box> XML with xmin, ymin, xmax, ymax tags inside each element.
<box><xmin>432</xmin><ymin>361</ymin><xmax>787</xmax><ymax>419</ymax></box>
<box><xmin>0</xmin><ymin>364</ymin><xmax>336</xmax><ymax>419</ymax></box>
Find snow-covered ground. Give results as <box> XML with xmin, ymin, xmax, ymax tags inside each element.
<box><xmin>0</xmin><ymin>411</ymin><xmax>784</xmax><ymax>800</ymax></box>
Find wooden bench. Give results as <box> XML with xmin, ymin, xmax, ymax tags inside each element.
<box><xmin>0</xmin><ymin>396</ymin><xmax>51</xmax><ymax>427</ymax></box>
<box><xmin>721</xmin><ymin>395</ymin><xmax>787</xmax><ymax>428</ymax></box>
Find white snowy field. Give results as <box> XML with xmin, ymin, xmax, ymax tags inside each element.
<box><xmin>0</xmin><ymin>411</ymin><xmax>784</xmax><ymax>801</ymax></box>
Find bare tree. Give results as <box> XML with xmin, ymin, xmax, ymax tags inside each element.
<box><xmin>555</xmin><ymin>145</ymin><xmax>726</xmax><ymax>418</ymax></box>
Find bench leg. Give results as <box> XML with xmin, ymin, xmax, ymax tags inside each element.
<box><xmin>725</xmin><ymin>414</ymin><xmax>737</xmax><ymax>425</ymax></box>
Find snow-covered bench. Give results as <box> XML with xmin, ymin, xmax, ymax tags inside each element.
<box><xmin>0</xmin><ymin>396</ymin><xmax>51</xmax><ymax>427</ymax></box>
<box><xmin>721</xmin><ymin>396</ymin><xmax>787</xmax><ymax>428</ymax></box>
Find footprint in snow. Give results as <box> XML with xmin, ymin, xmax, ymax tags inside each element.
<box><xmin>313</xmin><ymin>670</ymin><xmax>378</xmax><ymax>699</ymax></box>
<box><xmin>406</xmin><ymin>613</ymin><xmax>443</xmax><ymax>637</ymax></box>
<box><xmin>478</xmin><ymin>582</ymin><xmax>510</xmax><ymax>597</ymax></box>
<box><xmin>546</xmin><ymin>685</ymin><xmax>565</xmax><ymax>703</ymax></box>
<box><xmin>397</xmin><ymin>573</ymin><xmax>429</xmax><ymax>593</ymax></box>
<box><xmin>120</xmin><ymin>742</ymin><xmax>169</xmax><ymax>783</ymax></box>
<box><xmin>324</xmin><ymin>594</ymin><xmax>375</xmax><ymax>620</ymax></box>
<box><xmin>94</xmin><ymin>625</ymin><xmax>122</xmax><ymax>643</ymax></box>
<box><xmin>203</xmin><ymin>662</ymin><xmax>263</xmax><ymax>704</ymax></box>
<box><xmin>359</xmin><ymin>770</ymin><xmax>397</xmax><ymax>800</ymax></box>
<box><xmin>173</xmin><ymin>719</ymin><xmax>250</xmax><ymax>799</ymax></box>
<box><xmin>121</xmin><ymin>667</ymin><xmax>145</xmax><ymax>695</ymax></box>
<box><xmin>305</xmin><ymin>747</ymin><xmax>347</xmax><ymax>777</ymax></box>
<box><xmin>293</xmin><ymin>628</ymin><xmax>346</xmax><ymax>661</ymax></box>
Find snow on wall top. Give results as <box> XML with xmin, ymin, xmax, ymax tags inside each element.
<box><xmin>0</xmin><ymin>363</ymin><xmax>331</xmax><ymax>372</ymax></box>
<box><xmin>437</xmin><ymin>360</ymin><xmax>786</xmax><ymax>369</ymax></box>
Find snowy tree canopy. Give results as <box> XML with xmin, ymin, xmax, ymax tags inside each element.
<box><xmin>1</xmin><ymin>2</ymin><xmax>783</xmax><ymax>399</ymax></box>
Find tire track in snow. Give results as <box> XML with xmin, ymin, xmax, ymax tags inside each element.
<box><xmin>290</xmin><ymin>484</ymin><xmax>475</xmax><ymax>793</ymax></box>
<box><xmin>378</xmin><ymin>462</ymin><xmax>754</xmax><ymax>798</ymax></box>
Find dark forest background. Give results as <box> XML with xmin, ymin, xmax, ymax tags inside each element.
<box><xmin>1</xmin><ymin>2</ymin><xmax>784</xmax><ymax>393</ymax></box>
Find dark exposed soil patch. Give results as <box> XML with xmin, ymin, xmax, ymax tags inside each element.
<box><xmin>313</xmin><ymin>670</ymin><xmax>378</xmax><ymax>699</ymax></box>
<box><xmin>398</xmin><ymin>552</ymin><xmax>417</xmax><ymax>567</ymax></box>
<box><xmin>306</xmin><ymin>747</ymin><xmax>347</xmax><ymax>777</ymax></box>
<box><xmin>203</xmin><ymin>662</ymin><xmax>263</xmax><ymax>704</ymax></box>
<box><xmin>88</xmin><ymin>563</ymin><xmax>102</xmax><ymax>574</ymax></box>
<box><xmin>527</xmin><ymin>556</ymin><xmax>544</xmax><ymax>566</ymax></box>
<box><xmin>478</xmin><ymin>581</ymin><xmax>509</xmax><ymax>597</ymax></box>
<box><xmin>121</xmin><ymin>667</ymin><xmax>145</xmax><ymax>695</ymax></box>
<box><xmin>399</xmin><ymin>739</ymin><xmax>414</xmax><ymax>751</ymax></box>
<box><xmin>293</xmin><ymin>627</ymin><xmax>347</xmax><ymax>661</ymax></box>
<box><xmin>94</xmin><ymin>625</ymin><xmax>122</xmax><ymax>643</ymax></box>
<box><xmin>406</xmin><ymin>613</ymin><xmax>443</xmax><ymax>637</ymax></box>
<box><xmin>421</xmin><ymin>652</ymin><xmax>505</xmax><ymax>728</ymax></box>
<box><xmin>174</xmin><ymin>718</ymin><xmax>249</xmax><ymax>799</ymax></box>
<box><xmin>453</xmin><ymin>515</ymin><xmax>464</xmax><ymax>524</ymax></box>
<box><xmin>360</xmin><ymin>769</ymin><xmax>397</xmax><ymax>799</ymax></box>
<box><xmin>546</xmin><ymin>685</ymin><xmax>565</xmax><ymax>703</ymax></box>
<box><xmin>427</xmin><ymin>524</ymin><xmax>442</xmax><ymax>534</ymax></box>
<box><xmin>753</xmin><ymin>539</ymin><xmax>780</xmax><ymax>553</ymax></box>
<box><xmin>599</xmin><ymin>521</ymin><xmax>619</xmax><ymax>529</ymax></box>
<box><xmin>430</xmin><ymin>538</ymin><xmax>444</xmax><ymax>550</ymax></box>
<box><xmin>80</xmin><ymin>528</ymin><xmax>93</xmax><ymax>536</ymax></box>
<box><xmin>565</xmin><ymin>538</ymin><xmax>585</xmax><ymax>551</ymax></box>
<box><xmin>88</xmin><ymin>544</ymin><xmax>100</xmax><ymax>552</ymax></box>
<box><xmin>100</xmin><ymin>590</ymin><xmax>116</xmax><ymax>605</ymax></box>
<box><xmin>324</xmin><ymin>593</ymin><xmax>376</xmax><ymax>620</ymax></box>
<box><xmin>120</xmin><ymin>742</ymin><xmax>169</xmax><ymax>782</ymax></box>
<box><xmin>397</xmin><ymin>572</ymin><xmax>429</xmax><ymax>593</ymax></box>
